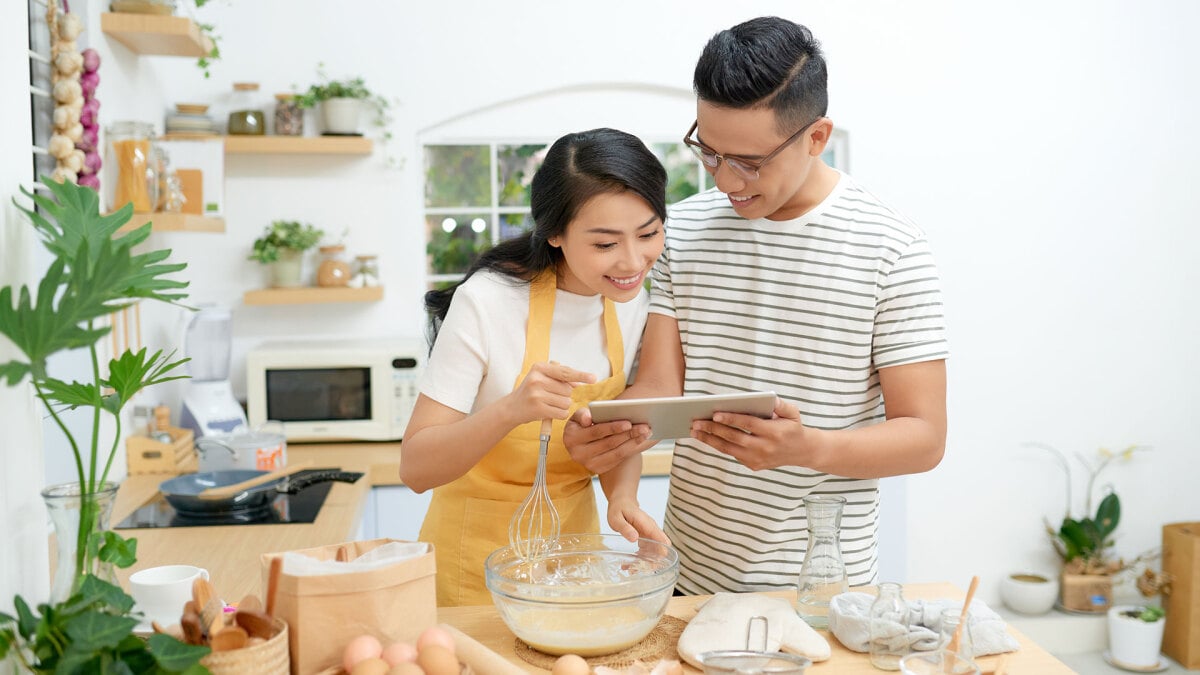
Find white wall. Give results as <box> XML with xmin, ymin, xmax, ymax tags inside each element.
<box><xmin>5</xmin><ymin>0</ymin><xmax>1198</xmax><ymax>606</ymax></box>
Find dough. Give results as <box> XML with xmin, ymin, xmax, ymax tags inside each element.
<box><xmin>676</xmin><ymin>592</ymin><xmax>831</xmax><ymax>668</ymax></box>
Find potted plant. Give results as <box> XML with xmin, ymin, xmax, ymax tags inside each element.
<box><xmin>248</xmin><ymin>220</ymin><xmax>324</xmax><ymax>287</ymax></box>
<box><xmin>1108</xmin><ymin>604</ymin><xmax>1166</xmax><ymax>670</ymax></box>
<box><xmin>1027</xmin><ymin>442</ymin><xmax>1153</xmax><ymax>613</ymax></box>
<box><xmin>0</xmin><ymin>178</ymin><xmax>209</xmax><ymax>672</ymax></box>
<box><xmin>294</xmin><ymin>65</ymin><xmax>392</xmax><ymax>137</ymax></box>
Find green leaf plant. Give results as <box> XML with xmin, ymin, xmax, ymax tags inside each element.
<box><xmin>0</xmin><ymin>178</ymin><xmax>208</xmax><ymax>672</ymax></box>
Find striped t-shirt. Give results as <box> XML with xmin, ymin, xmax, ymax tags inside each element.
<box><xmin>650</xmin><ymin>171</ymin><xmax>949</xmax><ymax>594</ymax></box>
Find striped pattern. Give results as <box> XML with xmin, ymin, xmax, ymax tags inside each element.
<box><xmin>651</xmin><ymin>174</ymin><xmax>948</xmax><ymax>594</ymax></box>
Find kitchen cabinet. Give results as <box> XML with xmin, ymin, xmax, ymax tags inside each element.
<box><xmin>100</xmin><ymin>12</ymin><xmax>212</xmax><ymax>57</ymax></box>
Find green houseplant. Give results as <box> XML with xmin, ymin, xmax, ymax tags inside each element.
<box><xmin>294</xmin><ymin>64</ymin><xmax>397</xmax><ymax>165</ymax></box>
<box><xmin>0</xmin><ymin>178</ymin><xmax>209</xmax><ymax>672</ymax></box>
<box><xmin>248</xmin><ymin>220</ymin><xmax>324</xmax><ymax>288</ymax></box>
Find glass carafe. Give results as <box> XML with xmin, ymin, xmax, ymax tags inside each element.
<box><xmin>796</xmin><ymin>494</ymin><xmax>849</xmax><ymax>628</ymax></box>
<box><xmin>869</xmin><ymin>582</ymin><xmax>912</xmax><ymax>670</ymax></box>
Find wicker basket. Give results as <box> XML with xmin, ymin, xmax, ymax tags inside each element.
<box><xmin>200</xmin><ymin>618</ymin><xmax>289</xmax><ymax>675</ymax></box>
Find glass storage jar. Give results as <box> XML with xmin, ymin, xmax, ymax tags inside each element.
<box><xmin>316</xmin><ymin>245</ymin><xmax>352</xmax><ymax>287</ymax></box>
<box><xmin>354</xmin><ymin>254</ymin><xmax>379</xmax><ymax>287</ymax></box>
<box><xmin>273</xmin><ymin>93</ymin><xmax>303</xmax><ymax>136</ymax></box>
<box><xmin>869</xmin><ymin>582</ymin><xmax>912</xmax><ymax>670</ymax></box>
<box><xmin>227</xmin><ymin>82</ymin><xmax>265</xmax><ymax>135</ymax></box>
<box><xmin>105</xmin><ymin>120</ymin><xmax>156</xmax><ymax>213</ymax></box>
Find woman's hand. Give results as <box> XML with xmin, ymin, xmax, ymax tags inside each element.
<box><xmin>505</xmin><ymin>361</ymin><xmax>596</xmax><ymax>425</ymax></box>
<box><xmin>607</xmin><ymin>497</ymin><xmax>669</xmax><ymax>544</ymax></box>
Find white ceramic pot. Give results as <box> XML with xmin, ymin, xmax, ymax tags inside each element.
<box><xmin>999</xmin><ymin>571</ymin><xmax>1058</xmax><ymax>615</ymax></box>
<box><xmin>1107</xmin><ymin>605</ymin><xmax>1165</xmax><ymax>669</ymax></box>
<box><xmin>195</xmin><ymin>425</ymin><xmax>287</xmax><ymax>472</ymax></box>
<box><xmin>320</xmin><ymin>97</ymin><xmax>363</xmax><ymax>135</ymax></box>
<box><xmin>268</xmin><ymin>249</ymin><xmax>304</xmax><ymax>288</ymax></box>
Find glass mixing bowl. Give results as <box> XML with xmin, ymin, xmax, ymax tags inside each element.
<box><xmin>484</xmin><ymin>534</ymin><xmax>678</xmax><ymax>656</ymax></box>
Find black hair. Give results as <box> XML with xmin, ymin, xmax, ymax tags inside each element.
<box><xmin>693</xmin><ymin>16</ymin><xmax>828</xmax><ymax>135</ymax></box>
<box><xmin>424</xmin><ymin>127</ymin><xmax>667</xmax><ymax>346</ymax></box>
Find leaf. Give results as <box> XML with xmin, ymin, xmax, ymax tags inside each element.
<box><xmin>97</xmin><ymin>531</ymin><xmax>138</xmax><ymax>569</ymax></box>
<box><xmin>77</xmin><ymin>575</ymin><xmax>136</xmax><ymax>615</ymax></box>
<box><xmin>62</xmin><ymin>610</ymin><xmax>137</xmax><ymax>651</ymax></box>
<box><xmin>1058</xmin><ymin>518</ymin><xmax>1090</xmax><ymax>559</ymax></box>
<box><xmin>36</xmin><ymin>377</ymin><xmax>103</xmax><ymax>410</ymax></box>
<box><xmin>53</xmin><ymin>650</ymin><xmax>101</xmax><ymax>674</ymax></box>
<box><xmin>14</xmin><ymin>595</ymin><xmax>38</xmax><ymax>639</ymax></box>
<box><xmin>0</xmin><ymin>359</ymin><xmax>31</xmax><ymax>386</ymax></box>
<box><xmin>147</xmin><ymin>633</ymin><xmax>211</xmax><ymax>672</ymax></box>
<box><xmin>1095</xmin><ymin>492</ymin><xmax>1121</xmax><ymax>538</ymax></box>
<box><xmin>103</xmin><ymin>348</ymin><xmax>191</xmax><ymax>413</ymax></box>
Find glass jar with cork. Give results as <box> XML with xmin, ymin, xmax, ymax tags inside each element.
<box><xmin>227</xmin><ymin>82</ymin><xmax>266</xmax><ymax>135</ymax></box>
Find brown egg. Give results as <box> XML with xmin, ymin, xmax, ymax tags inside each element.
<box><xmin>416</xmin><ymin>644</ymin><xmax>461</xmax><ymax>675</ymax></box>
<box><xmin>381</xmin><ymin>641</ymin><xmax>419</xmax><ymax>666</ymax></box>
<box><xmin>386</xmin><ymin>664</ymin><xmax>425</xmax><ymax>675</ymax></box>
<box><xmin>343</xmin><ymin>634</ymin><xmax>384</xmax><ymax>673</ymax></box>
<box><xmin>552</xmin><ymin>653</ymin><xmax>591</xmax><ymax>675</ymax></box>
<box><xmin>351</xmin><ymin>657</ymin><xmax>392</xmax><ymax>675</ymax></box>
<box><xmin>416</xmin><ymin>625</ymin><xmax>456</xmax><ymax>653</ymax></box>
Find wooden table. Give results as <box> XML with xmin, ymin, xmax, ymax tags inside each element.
<box><xmin>440</xmin><ymin>582</ymin><xmax>1075</xmax><ymax>674</ymax></box>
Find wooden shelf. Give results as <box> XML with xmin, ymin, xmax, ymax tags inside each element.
<box><xmin>100</xmin><ymin>12</ymin><xmax>213</xmax><ymax>57</ymax></box>
<box><xmin>243</xmin><ymin>286</ymin><xmax>384</xmax><ymax>306</ymax></box>
<box><xmin>224</xmin><ymin>136</ymin><xmax>373</xmax><ymax>155</ymax></box>
<box><xmin>115</xmin><ymin>212</ymin><xmax>225</xmax><ymax>234</ymax></box>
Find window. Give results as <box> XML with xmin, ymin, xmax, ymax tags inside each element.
<box><xmin>422</xmin><ymin>139</ymin><xmax>711</xmax><ymax>285</ymax></box>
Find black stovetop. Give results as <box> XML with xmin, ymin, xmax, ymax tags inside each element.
<box><xmin>114</xmin><ymin>469</ymin><xmax>336</xmax><ymax>529</ymax></box>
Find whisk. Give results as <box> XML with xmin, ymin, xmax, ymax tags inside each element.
<box><xmin>508</xmin><ymin>418</ymin><xmax>561</xmax><ymax>559</ymax></box>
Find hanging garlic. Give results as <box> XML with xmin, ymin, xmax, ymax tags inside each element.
<box><xmin>53</xmin><ymin>79</ymin><xmax>82</xmax><ymax>104</ymax></box>
<box><xmin>54</xmin><ymin>51</ymin><xmax>83</xmax><ymax>76</ymax></box>
<box><xmin>48</xmin><ymin>133</ymin><xmax>75</xmax><ymax>159</ymax></box>
<box><xmin>58</xmin><ymin>13</ymin><xmax>83</xmax><ymax>41</ymax></box>
<box><xmin>63</xmin><ymin>149</ymin><xmax>85</xmax><ymax>174</ymax></box>
<box><xmin>65</xmin><ymin>123</ymin><xmax>83</xmax><ymax>143</ymax></box>
<box><xmin>51</xmin><ymin>166</ymin><xmax>78</xmax><ymax>184</ymax></box>
<box><xmin>53</xmin><ymin>105</ymin><xmax>74</xmax><ymax>130</ymax></box>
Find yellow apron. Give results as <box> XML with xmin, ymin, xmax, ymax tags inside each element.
<box><xmin>418</xmin><ymin>270</ymin><xmax>628</xmax><ymax>606</ymax></box>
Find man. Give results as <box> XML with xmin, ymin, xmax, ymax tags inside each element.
<box><xmin>565</xmin><ymin>16</ymin><xmax>949</xmax><ymax>594</ymax></box>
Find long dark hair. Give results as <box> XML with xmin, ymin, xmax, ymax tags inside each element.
<box><xmin>425</xmin><ymin>128</ymin><xmax>667</xmax><ymax>346</ymax></box>
<box><xmin>694</xmin><ymin>16</ymin><xmax>828</xmax><ymax>134</ymax></box>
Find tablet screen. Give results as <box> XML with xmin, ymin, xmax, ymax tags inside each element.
<box><xmin>588</xmin><ymin>391</ymin><xmax>776</xmax><ymax>440</ymax></box>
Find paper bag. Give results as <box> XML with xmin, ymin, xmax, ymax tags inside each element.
<box><xmin>1163</xmin><ymin>522</ymin><xmax>1200</xmax><ymax>668</ymax></box>
<box><xmin>262</xmin><ymin>538</ymin><xmax>436</xmax><ymax>675</ymax></box>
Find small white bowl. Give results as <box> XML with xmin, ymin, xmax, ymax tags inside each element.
<box><xmin>1000</xmin><ymin>571</ymin><xmax>1059</xmax><ymax>615</ymax></box>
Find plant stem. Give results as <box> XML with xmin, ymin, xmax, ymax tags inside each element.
<box><xmin>87</xmin><ymin>332</ymin><xmax>101</xmax><ymax>495</ymax></box>
<box><xmin>99</xmin><ymin>415</ymin><xmax>121</xmax><ymax>487</ymax></box>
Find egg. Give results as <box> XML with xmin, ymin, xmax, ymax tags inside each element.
<box><xmin>416</xmin><ymin>643</ymin><xmax>461</xmax><ymax>675</ymax></box>
<box><xmin>380</xmin><ymin>641</ymin><xmax>419</xmax><ymax>666</ymax></box>
<box><xmin>350</xmin><ymin>657</ymin><xmax>391</xmax><ymax>675</ymax></box>
<box><xmin>416</xmin><ymin>625</ymin><xmax>456</xmax><ymax>653</ymax></box>
<box><xmin>343</xmin><ymin>634</ymin><xmax>384</xmax><ymax>674</ymax></box>
<box><xmin>553</xmin><ymin>653</ymin><xmax>591</xmax><ymax>675</ymax></box>
<box><xmin>386</xmin><ymin>664</ymin><xmax>425</xmax><ymax>675</ymax></box>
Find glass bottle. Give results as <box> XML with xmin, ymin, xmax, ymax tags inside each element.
<box><xmin>42</xmin><ymin>482</ymin><xmax>120</xmax><ymax>603</ymax></box>
<box><xmin>227</xmin><ymin>82</ymin><xmax>266</xmax><ymax>135</ymax></box>
<box><xmin>938</xmin><ymin>607</ymin><xmax>975</xmax><ymax>660</ymax></box>
<box><xmin>317</xmin><ymin>245</ymin><xmax>352</xmax><ymax>287</ymax></box>
<box><xmin>274</xmin><ymin>93</ymin><xmax>303</xmax><ymax>136</ymax></box>
<box><xmin>796</xmin><ymin>494</ymin><xmax>849</xmax><ymax>628</ymax></box>
<box><xmin>869</xmin><ymin>582</ymin><xmax>911</xmax><ymax>671</ymax></box>
<box><xmin>105</xmin><ymin>120</ymin><xmax>156</xmax><ymax>213</ymax></box>
<box><xmin>355</xmin><ymin>254</ymin><xmax>379</xmax><ymax>287</ymax></box>
<box><xmin>161</xmin><ymin>170</ymin><xmax>186</xmax><ymax>213</ymax></box>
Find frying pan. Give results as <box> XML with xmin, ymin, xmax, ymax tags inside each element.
<box><xmin>158</xmin><ymin>469</ymin><xmax>362</xmax><ymax>515</ymax></box>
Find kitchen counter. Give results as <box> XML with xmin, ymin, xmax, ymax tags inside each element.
<box><xmin>110</xmin><ymin>442</ymin><xmax>674</xmax><ymax>601</ymax></box>
<box><xmin>439</xmin><ymin>583</ymin><xmax>1075</xmax><ymax>674</ymax></box>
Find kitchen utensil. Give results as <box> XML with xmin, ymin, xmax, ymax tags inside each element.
<box><xmin>507</xmin><ymin>418</ymin><xmax>559</xmax><ymax>559</ymax></box>
<box><xmin>699</xmin><ymin>651</ymin><xmax>812</xmax><ymax>674</ymax></box>
<box><xmin>210</xmin><ymin>625</ymin><xmax>248</xmax><ymax>651</ymax></box>
<box><xmin>235</xmin><ymin>608</ymin><xmax>275</xmax><ymax>641</ymax></box>
<box><xmin>181</xmin><ymin>600</ymin><xmax>204</xmax><ymax>645</ymax></box>
<box><xmin>195</xmin><ymin>423</ymin><xmax>288</xmax><ymax>473</ymax></box>
<box><xmin>442</xmin><ymin>623</ymin><xmax>526</xmax><ymax>675</ymax></box>
<box><xmin>193</xmin><ymin>576</ymin><xmax>224</xmax><ymax>638</ymax></box>
<box><xmin>948</xmin><ymin>576</ymin><xmax>980</xmax><ymax>656</ymax></box>
<box><xmin>266</xmin><ymin>556</ymin><xmax>282</xmax><ymax>617</ymax></box>
<box><xmin>157</xmin><ymin>466</ymin><xmax>362</xmax><ymax>515</ymax></box>
<box><xmin>197</xmin><ymin>462</ymin><xmax>312</xmax><ymax>500</ymax></box>
<box><xmin>485</xmin><ymin>533</ymin><xmax>677</xmax><ymax>656</ymax></box>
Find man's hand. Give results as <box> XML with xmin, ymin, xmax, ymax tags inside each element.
<box><xmin>690</xmin><ymin>397</ymin><xmax>813</xmax><ymax>471</ymax></box>
<box><xmin>563</xmin><ymin>406</ymin><xmax>652</xmax><ymax>474</ymax></box>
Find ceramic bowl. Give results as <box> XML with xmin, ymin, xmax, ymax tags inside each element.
<box><xmin>484</xmin><ymin>534</ymin><xmax>677</xmax><ymax>656</ymax></box>
<box><xmin>999</xmin><ymin>571</ymin><xmax>1059</xmax><ymax>615</ymax></box>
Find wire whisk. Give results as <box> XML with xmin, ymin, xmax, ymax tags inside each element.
<box><xmin>508</xmin><ymin>418</ymin><xmax>561</xmax><ymax>559</ymax></box>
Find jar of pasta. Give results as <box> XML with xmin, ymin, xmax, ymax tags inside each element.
<box><xmin>105</xmin><ymin>120</ymin><xmax>156</xmax><ymax>213</ymax></box>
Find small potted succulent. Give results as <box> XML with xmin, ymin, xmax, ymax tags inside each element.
<box><xmin>248</xmin><ymin>220</ymin><xmax>324</xmax><ymax>288</ymax></box>
<box><xmin>1108</xmin><ymin>605</ymin><xmax>1166</xmax><ymax>670</ymax></box>
<box><xmin>294</xmin><ymin>65</ymin><xmax>391</xmax><ymax>136</ymax></box>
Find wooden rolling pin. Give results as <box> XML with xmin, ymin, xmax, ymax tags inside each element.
<box><xmin>441</xmin><ymin>624</ymin><xmax>526</xmax><ymax>675</ymax></box>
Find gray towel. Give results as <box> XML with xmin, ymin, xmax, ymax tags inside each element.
<box><xmin>827</xmin><ymin>592</ymin><xmax>1021</xmax><ymax>658</ymax></box>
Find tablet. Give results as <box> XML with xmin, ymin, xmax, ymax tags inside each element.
<box><xmin>588</xmin><ymin>391</ymin><xmax>777</xmax><ymax>440</ymax></box>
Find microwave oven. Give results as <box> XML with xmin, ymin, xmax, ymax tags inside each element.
<box><xmin>246</xmin><ymin>338</ymin><xmax>425</xmax><ymax>442</ymax></box>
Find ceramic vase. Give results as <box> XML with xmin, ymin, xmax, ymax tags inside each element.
<box><xmin>42</xmin><ymin>481</ymin><xmax>120</xmax><ymax>602</ymax></box>
<box><xmin>1108</xmin><ymin>605</ymin><xmax>1165</xmax><ymax>669</ymax></box>
<box><xmin>269</xmin><ymin>248</ymin><xmax>304</xmax><ymax>288</ymax></box>
<box><xmin>999</xmin><ymin>571</ymin><xmax>1058</xmax><ymax>615</ymax></box>
<box><xmin>320</xmin><ymin>97</ymin><xmax>363</xmax><ymax>135</ymax></box>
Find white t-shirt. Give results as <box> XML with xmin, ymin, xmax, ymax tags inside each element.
<box><xmin>419</xmin><ymin>269</ymin><xmax>648</xmax><ymax>413</ymax></box>
<box><xmin>651</xmin><ymin>171</ymin><xmax>949</xmax><ymax>594</ymax></box>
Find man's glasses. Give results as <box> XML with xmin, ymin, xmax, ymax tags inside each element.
<box><xmin>683</xmin><ymin>118</ymin><xmax>820</xmax><ymax>182</ymax></box>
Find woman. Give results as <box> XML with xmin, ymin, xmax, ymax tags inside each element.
<box><xmin>400</xmin><ymin>128</ymin><xmax>669</xmax><ymax>606</ymax></box>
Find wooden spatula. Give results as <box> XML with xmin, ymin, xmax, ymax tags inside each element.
<box><xmin>197</xmin><ymin>461</ymin><xmax>313</xmax><ymax>500</ymax></box>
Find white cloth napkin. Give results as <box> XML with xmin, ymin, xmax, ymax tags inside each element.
<box><xmin>827</xmin><ymin>592</ymin><xmax>1021</xmax><ymax>658</ymax></box>
<box><xmin>280</xmin><ymin>542</ymin><xmax>430</xmax><ymax>576</ymax></box>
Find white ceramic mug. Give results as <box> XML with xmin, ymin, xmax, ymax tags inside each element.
<box><xmin>129</xmin><ymin>564</ymin><xmax>208</xmax><ymax>627</ymax></box>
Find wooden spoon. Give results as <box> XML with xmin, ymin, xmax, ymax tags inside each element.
<box><xmin>180</xmin><ymin>601</ymin><xmax>204</xmax><ymax>646</ymax></box>
<box><xmin>210</xmin><ymin>625</ymin><xmax>248</xmax><ymax>652</ymax></box>
<box><xmin>265</xmin><ymin>556</ymin><xmax>283</xmax><ymax>618</ymax></box>
<box><xmin>945</xmin><ymin>575</ymin><xmax>980</xmax><ymax>673</ymax></box>
<box><xmin>235</xmin><ymin>608</ymin><xmax>275</xmax><ymax>640</ymax></box>
<box><xmin>197</xmin><ymin>461</ymin><xmax>313</xmax><ymax>500</ymax></box>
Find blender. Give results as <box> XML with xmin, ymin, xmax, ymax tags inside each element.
<box><xmin>178</xmin><ymin>305</ymin><xmax>247</xmax><ymax>438</ymax></box>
